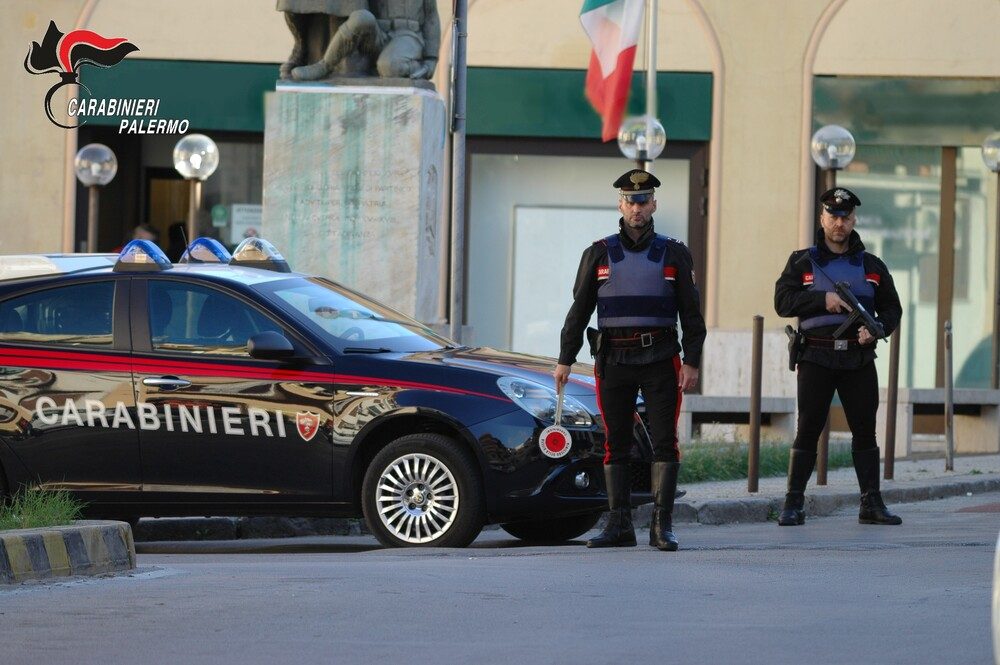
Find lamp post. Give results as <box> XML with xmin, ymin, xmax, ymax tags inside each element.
<box><xmin>173</xmin><ymin>134</ymin><xmax>219</xmax><ymax>245</ymax></box>
<box><xmin>982</xmin><ymin>132</ymin><xmax>1000</xmax><ymax>389</ymax></box>
<box><xmin>617</xmin><ymin>0</ymin><xmax>662</xmax><ymax>170</ymax></box>
<box><xmin>73</xmin><ymin>143</ymin><xmax>117</xmax><ymax>252</ymax></box>
<box><xmin>809</xmin><ymin>124</ymin><xmax>856</xmax><ymax>485</ymax></box>
<box><xmin>448</xmin><ymin>0</ymin><xmax>468</xmax><ymax>343</ymax></box>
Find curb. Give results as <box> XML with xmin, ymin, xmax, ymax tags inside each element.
<box><xmin>129</xmin><ymin>475</ymin><xmax>1000</xmax><ymax>542</ymax></box>
<box><xmin>0</xmin><ymin>521</ymin><xmax>135</xmax><ymax>584</ymax></box>
<box><xmin>629</xmin><ymin>475</ymin><xmax>1000</xmax><ymax>528</ymax></box>
<box><xmin>134</xmin><ymin>516</ymin><xmax>367</xmax><ymax>542</ymax></box>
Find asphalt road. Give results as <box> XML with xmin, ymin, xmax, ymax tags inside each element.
<box><xmin>2</xmin><ymin>493</ymin><xmax>997</xmax><ymax>665</ymax></box>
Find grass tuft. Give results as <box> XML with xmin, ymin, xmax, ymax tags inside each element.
<box><xmin>0</xmin><ymin>488</ymin><xmax>84</xmax><ymax>531</ymax></box>
<box><xmin>678</xmin><ymin>440</ymin><xmax>853</xmax><ymax>484</ymax></box>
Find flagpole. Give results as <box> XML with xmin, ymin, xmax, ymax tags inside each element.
<box><xmin>644</xmin><ymin>0</ymin><xmax>657</xmax><ymax>172</ymax></box>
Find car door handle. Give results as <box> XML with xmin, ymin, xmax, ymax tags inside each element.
<box><xmin>142</xmin><ymin>376</ymin><xmax>191</xmax><ymax>390</ymax></box>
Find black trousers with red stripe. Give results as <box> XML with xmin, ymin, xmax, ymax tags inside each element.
<box><xmin>793</xmin><ymin>359</ymin><xmax>879</xmax><ymax>453</ymax></box>
<box><xmin>596</xmin><ymin>355</ymin><xmax>682</xmax><ymax>464</ymax></box>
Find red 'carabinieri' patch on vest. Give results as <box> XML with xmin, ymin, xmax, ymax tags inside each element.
<box><xmin>802</xmin><ymin>272</ymin><xmax>814</xmax><ymax>286</ymax></box>
<box><xmin>596</xmin><ymin>265</ymin><xmax>610</xmax><ymax>280</ymax></box>
<box><xmin>865</xmin><ymin>273</ymin><xmax>881</xmax><ymax>285</ymax></box>
<box><xmin>663</xmin><ymin>266</ymin><xmax>677</xmax><ymax>280</ymax></box>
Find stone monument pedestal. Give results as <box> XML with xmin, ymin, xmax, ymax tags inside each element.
<box><xmin>261</xmin><ymin>82</ymin><xmax>445</xmax><ymax>323</ymax></box>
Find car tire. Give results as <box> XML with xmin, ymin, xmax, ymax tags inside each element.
<box><xmin>362</xmin><ymin>433</ymin><xmax>485</xmax><ymax>548</ymax></box>
<box><xmin>500</xmin><ymin>512</ymin><xmax>602</xmax><ymax>543</ymax></box>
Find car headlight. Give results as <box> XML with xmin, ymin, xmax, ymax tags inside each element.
<box><xmin>496</xmin><ymin>377</ymin><xmax>593</xmax><ymax>428</ymax></box>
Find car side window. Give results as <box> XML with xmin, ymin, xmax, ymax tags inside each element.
<box><xmin>148</xmin><ymin>281</ymin><xmax>283</xmax><ymax>357</ymax></box>
<box><xmin>0</xmin><ymin>281</ymin><xmax>114</xmax><ymax>347</ymax></box>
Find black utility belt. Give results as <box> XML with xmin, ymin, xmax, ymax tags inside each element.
<box><xmin>606</xmin><ymin>329</ymin><xmax>671</xmax><ymax>349</ymax></box>
<box><xmin>803</xmin><ymin>336</ymin><xmax>861</xmax><ymax>351</ymax></box>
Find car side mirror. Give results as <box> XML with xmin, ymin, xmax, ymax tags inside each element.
<box><xmin>247</xmin><ymin>331</ymin><xmax>296</xmax><ymax>360</ymax></box>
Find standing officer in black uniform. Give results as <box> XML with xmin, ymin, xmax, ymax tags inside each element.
<box><xmin>553</xmin><ymin>169</ymin><xmax>706</xmax><ymax>551</ymax></box>
<box><xmin>774</xmin><ymin>187</ymin><xmax>903</xmax><ymax>526</ymax></box>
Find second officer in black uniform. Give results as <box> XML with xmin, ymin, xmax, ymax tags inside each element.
<box><xmin>774</xmin><ymin>187</ymin><xmax>903</xmax><ymax>527</ymax></box>
<box><xmin>553</xmin><ymin>169</ymin><xmax>706</xmax><ymax>551</ymax></box>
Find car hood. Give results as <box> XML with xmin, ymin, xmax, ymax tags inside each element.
<box><xmin>402</xmin><ymin>347</ymin><xmax>598</xmax><ymax>397</ymax></box>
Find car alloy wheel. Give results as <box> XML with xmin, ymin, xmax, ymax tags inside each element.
<box><xmin>363</xmin><ymin>433</ymin><xmax>484</xmax><ymax>548</ymax></box>
<box><xmin>376</xmin><ymin>452</ymin><xmax>459</xmax><ymax>544</ymax></box>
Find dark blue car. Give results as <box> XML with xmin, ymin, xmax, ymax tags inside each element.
<box><xmin>0</xmin><ymin>239</ymin><xmax>655</xmax><ymax>547</ymax></box>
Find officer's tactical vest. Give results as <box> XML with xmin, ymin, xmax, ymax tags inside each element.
<box><xmin>596</xmin><ymin>233</ymin><xmax>678</xmax><ymax>329</ymax></box>
<box><xmin>799</xmin><ymin>246</ymin><xmax>876</xmax><ymax>331</ymax></box>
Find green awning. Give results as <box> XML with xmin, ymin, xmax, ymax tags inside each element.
<box><xmin>466</xmin><ymin>68</ymin><xmax>712</xmax><ymax>140</ymax></box>
<box><xmin>80</xmin><ymin>59</ymin><xmax>279</xmax><ymax>133</ymax></box>
<box><xmin>80</xmin><ymin>60</ymin><xmax>713</xmax><ymax>141</ymax></box>
<box><xmin>814</xmin><ymin>76</ymin><xmax>1000</xmax><ymax>146</ymax></box>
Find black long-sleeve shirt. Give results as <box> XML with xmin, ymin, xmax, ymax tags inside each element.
<box><xmin>558</xmin><ymin>220</ymin><xmax>707</xmax><ymax>368</ymax></box>
<box><xmin>774</xmin><ymin>228</ymin><xmax>902</xmax><ymax>368</ymax></box>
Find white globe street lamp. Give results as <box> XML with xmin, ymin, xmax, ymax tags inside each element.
<box><xmin>173</xmin><ymin>134</ymin><xmax>220</xmax><ymax>245</ymax></box>
<box><xmin>74</xmin><ymin>143</ymin><xmax>118</xmax><ymax>252</ymax></box>
<box><xmin>982</xmin><ymin>132</ymin><xmax>1000</xmax><ymax>173</ymax></box>
<box><xmin>810</xmin><ymin>124</ymin><xmax>856</xmax><ymax>172</ymax></box>
<box><xmin>618</xmin><ymin>115</ymin><xmax>666</xmax><ymax>170</ymax></box>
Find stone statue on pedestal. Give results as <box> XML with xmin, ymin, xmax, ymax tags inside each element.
<box><xmin>278</xmin><ymin>1</ymin><xmax>370</xmax><ymax>79</ymax></box>
<box><xmin>278</xmin><ymin>0</ymin><xmax>440</xmax><ymax>83</ymax></box>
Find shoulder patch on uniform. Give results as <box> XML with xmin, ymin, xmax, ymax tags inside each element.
<box><xmin>865</xmin><ymin>273</ymin><xmax>881</xmax><ymax>286</ymax></box>
<box><xmin>802</xmin><ymin>273</ymin><xmax>814</xmax><ymax>286</ymax></box>
<box><xmin>596</xmin><ymin>265</ymin><xmax>610</xmax><ymax>281</ymax></box>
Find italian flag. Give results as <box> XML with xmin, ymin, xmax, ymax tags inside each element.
<box><xmin>580</xmin><ymin>0</ymin><xmax>645</xmax><ymax>141</ymax></box>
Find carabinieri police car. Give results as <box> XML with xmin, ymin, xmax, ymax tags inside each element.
<box><xmin>0</xmin><ymin>238</ymin><xmax>657</xmax><ymax>548</ymax></box>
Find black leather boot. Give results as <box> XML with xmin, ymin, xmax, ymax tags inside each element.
<box><xmin>778</xmin><ymin>449</ymin><xmax>816</xmax><ymax>526</ymax></box>
<box><xmin>853</xmin><ymin>448</ymin><xmax>902</xmax><ymax>525</ymax></box>
<box><xmin>587</xmin><ymin>464</ymin><xmax>637</xmax><ymax>548</ymax></box>
<box><xmin>649</xmin><ymin>461</ymin><xmax>680</xmax><ymax>551</ymax></box>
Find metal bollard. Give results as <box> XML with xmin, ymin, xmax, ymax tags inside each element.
<box><xmin>944</xmin><ymin>320</ymin><xmax>954</xmax><ymax>472</ymax></box>
<box><xmin>884</xmin><ymin>327</ymin><xmax>901</xmax><ymax>479</ymax></box>
<box><xmin>748</xmin><ymin>315</ymin><xmax>763</xmax><ymax>493</ymax></box>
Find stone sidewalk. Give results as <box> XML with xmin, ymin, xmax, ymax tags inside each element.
<box><xmin>659</xmin><ymin>452</ymin><xmax>1000</xmax><ymax>526</ymax></box>
<box><xmin>132</xmin><ymin>453</ymin><xmax>1000</xmax><ymax>541</ymax></box>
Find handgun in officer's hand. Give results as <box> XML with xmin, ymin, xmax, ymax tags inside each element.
<box><xmin>831</xmin><ymin>281</ymin><xmax>885</xmax><ymax>339</ymax></box>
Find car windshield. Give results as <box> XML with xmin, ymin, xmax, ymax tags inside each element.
<box><xmin>258</xmin><ymin>276</ymin><xmax>454</xmax><ymax>353</ymax></box>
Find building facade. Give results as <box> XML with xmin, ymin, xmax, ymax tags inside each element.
<box><xmin>3</xmin><ymin>0</ymin><xmax>999</xmax><ymax>403</ymax></box>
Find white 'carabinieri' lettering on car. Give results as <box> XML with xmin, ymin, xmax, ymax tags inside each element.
<box><xmin>33</xmin><ymin>397</ymin><xmax>311</xmax><ymax>440</ymax></box>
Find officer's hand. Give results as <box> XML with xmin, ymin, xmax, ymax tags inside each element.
<box><xmin>678</xmin><ymin>364</ymin><xmax>699</xmax><ymax>392</ymax></box>
<box><xmin>858</xmin><ymin>327</ymin><xmax>876</xmax><ymax>345</ymax></box>
<box><xmin>553</xmin><ymin>363</ymin><xmax>572</xmax><ymax>388</ymax></box>
<box><xmin>825</xmin><ymin>291</ymin><xmax>852</xmax><ymax>313</ymax></box>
